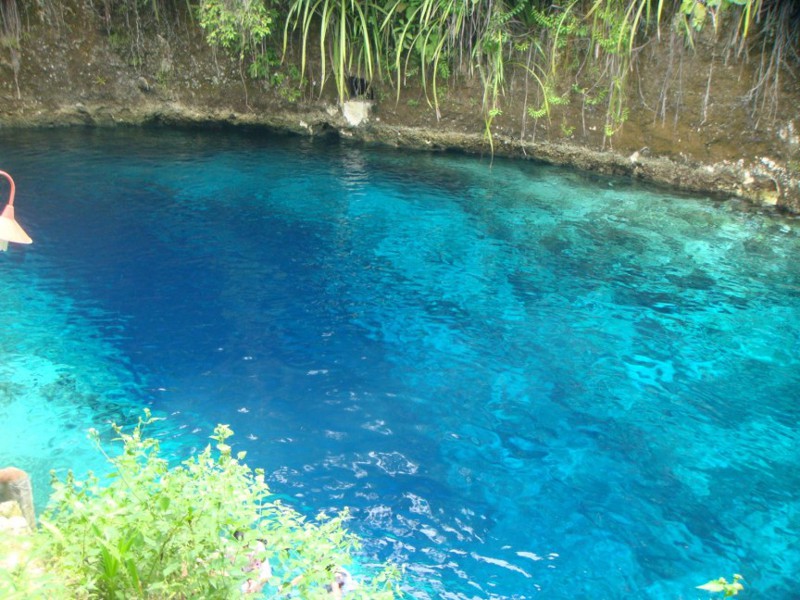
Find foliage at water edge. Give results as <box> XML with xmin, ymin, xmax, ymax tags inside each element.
<box><xmin>0</xmin><ymin>411</ymin><xmax>399</xmax><ymax>599</ymax></box>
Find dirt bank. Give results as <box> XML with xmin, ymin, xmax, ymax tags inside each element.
<box><xmin>1</xmin><ymin>2</ymin><xmax>798</xmax><ymax>212</ymax></box>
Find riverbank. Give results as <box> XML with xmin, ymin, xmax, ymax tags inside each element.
<box><xmin>3</xmin><ymin>98</ymin><xmax>794</xmax><ymax>213</ymax></box>
<box><xmin>1</xmin><ymin>1</ymin><xmax>798</xmax><ymax>212</ymax></box>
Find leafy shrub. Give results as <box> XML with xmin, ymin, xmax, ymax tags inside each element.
<box><xmin>3</xmin><ymin>411</ymin><xmax>398</xmax><ymax>599</ymax></box>
<box><xmin>198</xmin><ymin>0</ymin><xmax>274</xmax><ymax>66</ymax></box>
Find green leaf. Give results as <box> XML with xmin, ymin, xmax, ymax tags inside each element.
<box><xmin>30</xmin><ymin>412</ymin><xmax>401</xmax><ymax>598</ymax></box>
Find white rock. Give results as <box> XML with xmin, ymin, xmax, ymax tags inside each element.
<box><xmin>342</xmin><ymin>100</ymin><xmax>372</xmax><ymax>127</ymax></box>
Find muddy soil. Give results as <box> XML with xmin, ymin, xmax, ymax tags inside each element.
<box><xmin>1</xmin><ymin>3</ymin><xmax>798</xmax><ymax>212</ymax></box>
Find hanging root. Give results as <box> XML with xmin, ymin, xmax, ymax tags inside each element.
<box><xmin>0</xmin><ymin>0</ymin><xmax>22</xmax><ymax>99</ymax></box>
<box><xmin>742</xmin><ymin>1</ymin><xmax>800</xmax><ymax>125</ymax></box>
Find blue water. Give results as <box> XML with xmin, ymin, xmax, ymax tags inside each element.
<box><xmin>1</xmin><ymin>127</ymin><xmax>798</xmax><ymax>599</ymax></box>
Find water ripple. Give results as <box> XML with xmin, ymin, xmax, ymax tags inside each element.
<box><xmin>1</xmin><ymin>128</ymin><xmax>798</xmax><ymax>598</ymax></box>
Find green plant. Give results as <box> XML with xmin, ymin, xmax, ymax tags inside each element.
<box><xmin>272</xmin><ymin>68</ymin><xmax>305</xmax><ymax>102</ymax></box>
<box><xmin>524</xmin><ymin>79</ymin><xmax>568</xmax><ymax>121</ymax></box>
<box><xmin>198</xmin><ymin>0</ymin><xmax>276</xmax><ymax>106</ymax></box>
<box><xmin>106</xmin><ymin>31</ymin><xmax>128</xmax><ymax>53</ymax></box>
<box><xmin>697</xmin><ymin>573</ymin><xmax>745</xmax><ymax>597</ymax></box>
<box><xmin>679</xmin><ymin>0</ymin><xmax>761</xmax><ymax>38</ymax></box>
<box><xmin>20</xmin><ymin>411</ymin><xmax>398</xmax><ymax>599</ymax></box>
<box><xmin>198</xmin><ymin>0</ymin><xmax>275</xmax><ymax>101</ymax></box>
<box><xmin>603</xmin><ymin>103</ymin><xmax>629</xmax><ymax>139</ymax></box>
<box><xmin>577</xmin><ymin>83</ymin><xmax>608</xmax><ymax>107</ymax></box>
<box><xmin>283</xmin><ymin>0</ymin><xmax>382</xmax><ymax>103</ymax></box>
<box><xmin>478</xmin><ymin>15</ymin><xmax>508</xmax><ymax>147</ymax></box>
<box><xmin>483</xmin><ymin>106</ymin><xmax>503</xmax><ymax>158</ymax></box>
<box><xmin>383</xmin><ymin>0</ymin><xmax>459</xmax><ymax>115</ymax></box>
<box><xmin>198</xmin><ymin>0</ymin><xmax>273</xmax><ymax>59</ymax></box>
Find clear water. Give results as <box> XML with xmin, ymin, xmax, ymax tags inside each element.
<box><xmin>1</xmin><ymin>128</ymin><xmax>798</xmax><ymax>599</ymax></box>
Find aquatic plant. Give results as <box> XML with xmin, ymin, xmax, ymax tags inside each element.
<box><xmin>697</xmin><ymin>573</ymin><xmax>745</xmax><ymax>597</ymax></box>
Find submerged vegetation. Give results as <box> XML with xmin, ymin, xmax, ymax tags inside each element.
<box><xmin>2</xmin><ymin>1</ymin><xmax>798</xmax><ymax>150</ymax></box>
<box><xmin>697</xmin><ymin>573</ymin><xmax>745</xmax><ymax>597</ymax></box>
<box><xmin>0</xmin><ymin>411</ymin><xmax>398</xmax><ymax>599</ymax></box>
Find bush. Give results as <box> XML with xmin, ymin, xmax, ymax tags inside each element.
<box><xmin>1</xmin><ymin>411</ymin><xmax>398</xmax><ymax>599</ymax></box>
<box><xmin>198</xmin><ymin>0</ymin><xmax>274</xmax><ymax>61</ymax></box>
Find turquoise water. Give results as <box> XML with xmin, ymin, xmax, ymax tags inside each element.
<box><xmin>1</xmin><ymin>128</ymin><xmax>798</xmax><ymax>598</ymax></box>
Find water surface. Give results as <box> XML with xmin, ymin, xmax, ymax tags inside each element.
<box><xmin>1</xmin><ymin>128</ymin><xmax>798</xmax><ymax>599</ymax></box>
